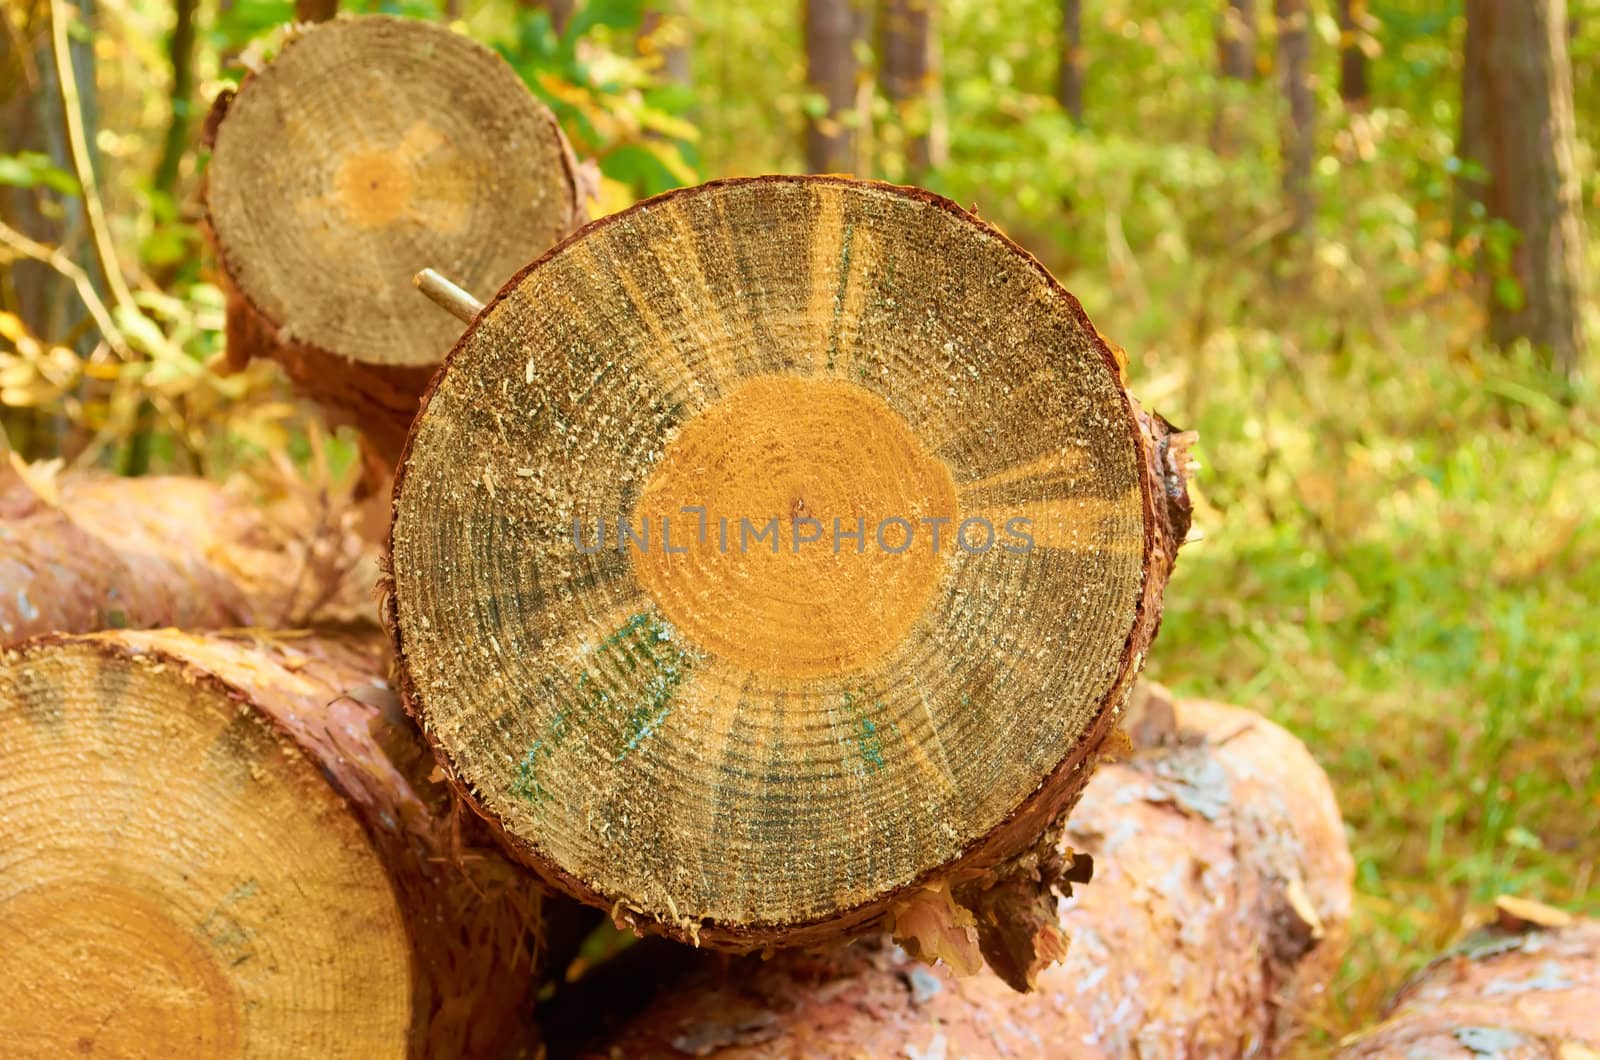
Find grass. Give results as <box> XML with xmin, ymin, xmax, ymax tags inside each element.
<box><xmin>1137</xmin><ymin>299</ymin><xmax>1600</xmax><ymax>1038</ymax></box>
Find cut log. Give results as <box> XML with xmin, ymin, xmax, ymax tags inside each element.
<box><xmin>202</xmin><ymin>15</ymin><xmax>587</xmax><ymax>461</ymax></box>
<box><xmin>0</xmin><ymin>463</ymin><xmax>369</xmax><ymax>642</ymax></box>
<box><xmin>0</xmin><ymin>629</ymin><xmax>547</xmax><ymax>1059</ymax></box>
<box><xmin>1336</xmin><ymin>911</ymin><xmax>1600</xmax><ymax>1058</ymax></box>
<box><xmin>389</xmin><ymin>175</ymin><xmax>1194</xmax><ymax>965</ymax></box>
<box><xmin>573</xmin><ymin>693</ymin><xmax>1353</xmax><ymax>1058</ymax></box>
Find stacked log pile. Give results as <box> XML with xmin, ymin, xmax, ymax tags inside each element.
<box><xmin>3</xmin><ymin>16</ymin><xmax>1590</xmax><ymax>1056</ymax></box>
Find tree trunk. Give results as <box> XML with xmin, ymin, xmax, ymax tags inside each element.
<box><xmin>1337</xmin><ymin>0</ymin><xmax>1371</xmax><ymax>107</ymax></box>
<box><xmin>1057</xmin><ymin>0</ymin><xmax>1085</xmax><ymax>125</ymax></box>
<box><xmin>1337</xmin><ymin>912</ymin><xmax>1600</xmax><ymax>1057</ymax></box>
<box><xmin>803</xmin><ymin>0</ymin><xmax>862</xmax><ymax>173</ymax></box>
<box><xmin>640</xmin><ymin>1</ymin><xmax>692</xmax><ymax>88</ymax></box>
<box><xmin>541</xmin><ymin>0</ymin><xmax>577</xmax><ymax>35</ymax></box>
<box><xmin>0</xmin><ymin>629</ymin><xmax>557</xmax><ymax>1059</ymax></box>
<box><xmin>201</xmin><ymin>17</ymin><xmax>587</xmax><ymax>463</ymax></box>
<box><xmin>1211</xmin><ymin>0</ymin><xmax>1257</xmax><ymax>153</ymax></box>
<box><xmin>1218</xmin><ymin>0</ymin><xmax>1257</xmax><ymax>80</ymax></box>
<box><xmin>879</xmin><ymin>0</ymin><xmax>944</xmax><ymax>174</ymax></box>
<box><xmin>294</xmin><ymin>0</ymin><xmax>338</xmax><ymax>21</ymax></box>
<box><xmin>1462</xmin><ymin>0</ymin><xmax>1589</xmax><ymax>383</ymax></box>
<box><xmin>387</xmin><ymin>176</ymin><xmax>1193</xmax><ymax>975</ymax></box>
<box><xmin>0</xmin><ymin>464</ymin><xmax>370</xmax><ymax>641</ymax></box>
<box><xmin>1276</xmin><ymin>0</ymin><xmax>1316</xmax><ymax>240</ymax></box>
<box><xmin>153</xmin><ymin>0</ymin><xmax>197</xmax><ymax>199</ymax></box>
<box><xmin>581</xmin><ymin>693</ymin><xmax>1354</xmax><ymax>1057</ymax></box>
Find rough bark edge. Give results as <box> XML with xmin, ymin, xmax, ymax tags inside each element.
<box><xmin>1335</xmin><ymin>916</ymin><xmax>1600</xmax><ymax>1058</ymax></box>
<box><xmin>3</xmin><ymin>631</ymin><xmax>547</xmax><ymax>1060</ymax></box>
<box><xmin>384</xmin><ymin>174</ymin><xmax>1195</xmax><ymax>958</ymax></box>
<box><xmin>197</xmin><ymin>17</ymin><xmax>590</xmax><ymax>464</ymax></box>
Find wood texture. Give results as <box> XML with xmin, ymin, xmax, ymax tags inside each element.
<box><xmin>879</xmin><ymin>0</ymin><xmax>942</xmax><ymax>171</ymax></box>
<box><xmin>803</xmin><ymin>0</ymin><xmax>862</xmax><ymax>173</ymax></box>
<box><xmin>0</xmin><ymin>463</ymin><xmax>369</xmax><ymax>642</ymax></box>
<box><xmin>0</xmin><ymin>630</ymin><xmax>547</xmax><ymax>1059</ymax></box>
<box><xmin>1275</xmin><ymin>0</ymin><xmax>1315</xmax><ymax>239</ymax></box>
<box><xmin>1336</xmin><ymin>0</ymin><xmax>1370</xmax><ymax>106</ymax></box>
<box><xmin>1336</xmin><ymin>916</ymin><xmax>1600</xmax><ymax>1058</ymax></box>
<box><xmin>581</xmin><ymin>694</ymin><xmax>1353</xmax><ymax>1058</ymax></box>
<box><xmin>389</xmin><ymin>176</ymin><xmax>1191</xmax><ymax>957</ymax></box>
<box><xmin>1058</xmin><ymin>0</ymin><xmax>1085</xmax><ymax>125</ymax></box>
<box><xmin>202</xmin><ymin>15</ymin><xmax>587</xmax><ymax>459</ymax></box>
<box><xmin>1461</xmin><ymin>0</ymin><xmax>1588</xmax><ymax>382</ymax></box>
<box><xmin>1217</xmin><ymin>0</ymin><xmax>1257</xmax><ymax>81</ymax></box>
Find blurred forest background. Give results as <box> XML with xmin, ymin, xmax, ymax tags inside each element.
<box><xmin>2</xmin><ymin>0</ymin><xmax>1596</xmax><ymax>1043</ymax></box>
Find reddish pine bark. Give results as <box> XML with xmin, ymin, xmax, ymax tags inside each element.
<box><xmin>582</xmin><ymin>693</ymin><xmax>1354</xmax><ymax>1058</ymax></box>
<box><xmin>803</xmin><ymin>0</ymin><xmax>862</xmax><ymax>173</ymax></box>
<box><xmin>1461</xmin><ymin>0</ymin><xmax>1589</xmax><ymax>382</ymax></box>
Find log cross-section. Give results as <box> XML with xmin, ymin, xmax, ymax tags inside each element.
<box><xmin>388</xmin><ymin>175</ymin><xmax>1192</xmax><ymax>962</ymax></box>
<box><xmin>0</xmin><ymin>631</ymin><xmax>548</xmax><ymax>1059</ymax></box>
<box><xmin>202</xmin><ymin>15</ymin><xmax>586</xmax><ymax>460</ymax></box>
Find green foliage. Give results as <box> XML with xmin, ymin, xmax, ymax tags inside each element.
<box><xmin>0</xmin><ymin>152</ymin><xmax>79</xmax><ymax>196</ymax></box>
<box><xmin>492</xmin><ymin>0</ymin><xmax>699</xmax><ymax>198</ymax></box>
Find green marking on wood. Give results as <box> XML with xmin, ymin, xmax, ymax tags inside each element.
<box><xmin>509</xmin><ymin>612</ymin><xmax>695</xmax><ymax>805</ymax></box>
<box><xmin>841</xmin><ymin>690</ymin><xmax>886</xmax><ymax>773</ymax></box>
<box><xmin>827</xmin><ymin>219</ymin><xmax>857</xmax><ymax>370</ymax></box>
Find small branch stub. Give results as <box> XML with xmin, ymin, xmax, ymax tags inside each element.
<box><xmin>415</xmin><ymin>268</ymin><xmax>484</xmax><ymax>325</ymax></box>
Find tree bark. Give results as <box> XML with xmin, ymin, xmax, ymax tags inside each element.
<box><xmin>640</xmin><ymin>1</ymin><xmax>692</xmax><ymax>88</ymax></box>
<box><xmin>1211</xmin><ymin>0</ymin><xmax>1257</xmax><ymax>154</ymax></box>
<box><xmin>201</xmin><ymin>17</ymin><xmax>587</xmax><ymax>463</ymax></box>
<box><xmin>0</xmin><ymin>629</ymin><xmax>555</xmax><ymax>1059</ymax></box>
<box><xmin>1337</xmin><ymin>0</ymin><xmax>1371</xmax><ymax>107</ymax></box>
<box><xmin>803</xmin><ymin>0</ymin><xmax>862</xmax><ymax>173</ymax></box>
<box><xmin>1057</xmin><ymin>0</ymin><xmax>1085</xmax><ymax>125</ymax></box>
<box><xmin>583</xmin><ymin>693</ymin><xmax>1354</xmax><ymax>1058</ymax></box>
<box><xmin>387</xmin><ymin>176</ymin><xmax>1193</xmax><ymax>973</ymax></box>
<box><xmin>152</xmin><ymin>0</ymin><xmax>196</xmax><ymax>202</ymax></box>
<box><xmin>294</xmin><ymin>0</ymin><xmax>338</xmax><ymax>21</ymax></box>
<box><xmin>1337</xmin><ymin>912</ymin><xmax>1600</xmax><ymax>1057</ymax></box>
<box><xmin>1218</xmin><ymin>0</ymin><xmax>1257</xmax><ymax>80</ymax></box>
<box><xmin>0</xmin><ymin>463</ymin><xmax>370</xmax><ymax>642</ymax></box>
<box><xmin>1276</xmin><ymin>0</ymin><xmax>1316</xmax><ymax>240</ymax></box>
<box><xmin>1461</xmin><ymin>0</ymin><xmax>1589</xmax><ymax>383</ymax></box>
<box><xmin>541</xmin><ymin>0</ymin><xmax>577</xmax><ymax>35</ymax></box>
<box><xmin>879</xmin><ymin>0</ymin><xmax>943</xmax><ymax>174</ymax></box>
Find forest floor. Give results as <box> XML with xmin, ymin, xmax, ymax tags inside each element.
<box><xmin>1138</xmin><ymin>287</ymin><xmax>1600</xmax><ymax>1041</ymax></box>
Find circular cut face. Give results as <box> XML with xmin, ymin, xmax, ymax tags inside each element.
<box><xmin>207</xmin><ymin>16</ymin><xmax>576</xmax><ymax>366</ymax></box>
<box><xmin>0</xmin><ymin>640</ymin><xmax>411</xmax><ymax>1058</ymax></box>
<box><xmin>392</xmin><ymin>178</ymin><xmax>1150</xmax><ymax>929</ymax></box>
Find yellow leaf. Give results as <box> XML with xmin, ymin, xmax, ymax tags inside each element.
<box><xmin>0</xmin><ymin>312</ymin><xmax>26</xmax><ymax>344</ymax></box>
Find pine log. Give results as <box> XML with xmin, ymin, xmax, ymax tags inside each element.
<box><xmin>388</xmin><ymin>174</ymin><xmax>1194</xmax><ymax>968</ymax></box>
<box><xmin>575</xmin><ymin>694</ymin><xmax>1353</xmax><ymax>1058</ymax></box>
<box><xmin>1336</xmin><ymin>911</ymin><xmax>1600</xmax><ymax>1058</ymax></box>
<box><xmin>201</xmin><ymin>15</ymin><xmax>587</xmax><ymax>461</ymax></box>
<box><xmin>0</xmin><ymin>629</ymin><xmax>547</xmax><ymax>1059</ymax></box>
<box><xmin>0</xmin><ymin>463</ymin><xmax>369</xmax><ymax>642</ymax></box>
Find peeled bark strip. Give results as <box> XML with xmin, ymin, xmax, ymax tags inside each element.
<box><xmin>389</xmin><ymin>174</ymin><xmax>1192</xmax><ymax>965</ymax></box>
<box><xmin>0</xmin><ymin>463</ymin><xmax>369</xmax><ymax>641</ymax></box>
<box><xmin>1336</xmin><ymin>914</ymin><xmax>1600</xmax><ymax>1059</ymax></box>
<box><xmin>582</xmin><ymin>694</ymin><xmax>1353</xmax><ymax>1058</ymax></box>
<box><xmin>202</xmin><ymin>15</ymin><xmax>587</xmax><ymax>460</ymax></box>
<box><xmin>0</xmin><ymin>630</ymin><xmax>546</xmax><ymax>1059</ymax></box>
